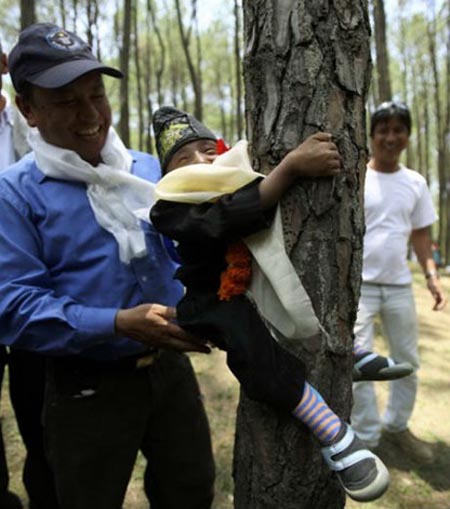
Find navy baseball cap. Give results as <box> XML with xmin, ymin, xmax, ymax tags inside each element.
<box><xmin>9</xmin><ymin>23</ymin><xmax>123</xmax><ymax>93</ymax></box>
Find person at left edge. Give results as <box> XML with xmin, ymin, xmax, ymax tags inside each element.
<box><xmin>1</xmin><ymin>36</ymin><xmax>58</xmax><ymax>509</ymax></box>
<box><xmin>0</xmin><ymin>23</ymin><xmax>215</xmax><ymax>509</ymax></box>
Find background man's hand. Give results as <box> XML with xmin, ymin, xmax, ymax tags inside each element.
<box><xmin>427</xmin><ymin>278</ymin><xmax>447</xmax><ymax>311</ymax></box>
<box><xmin>115</xmin><ymin>303</ymin><xmax>211</xmax><ymax>353</ymax></box>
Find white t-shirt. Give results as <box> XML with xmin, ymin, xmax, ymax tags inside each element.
<box><xmin>362</xmin><ymin>165</ymin><xmax>437</xmax><ymax>285</ymax></box>
<box><xmin>0</xmin><ymin>93</ymin><xmax>15</xmax><ymax>171</ymax></box>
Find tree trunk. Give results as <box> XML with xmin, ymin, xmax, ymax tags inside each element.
<box><xmin>149</xmin><ymin>0</ymin><xmax>166</xmax><ymax>107</ymax></box>
<box><xmin>234</xmin><ymin>0</ymin><xmax>244</xmax><ymax>140</ymax></box>
<box><xmin>426</xmin><ymin>4</ymin><xmax>446</xmax><ymax>260</ymax></box>
<box><xmin>58</xmin><ymin>0</ymin><xmax>66</xmax><ymax>28</ymax></box>
<box><xmin>20</xmin><ymin>0</ymin><xmax>36</xmax><ymax>30</ymax></box>
<box><xmin>445</xmin><ymin>0</ymin><xmax>450</xmax><ymax>263</ymax></box>
<box><xmin>132</xmin><ymin>0</ymin><xmax>144</xmax><ymax>151</ymax></box>
<box><xmin>397</xmin><ymin>1</ymin><xmax>413</xmax><ymax>167</ymax></box>
<box><xmin>144</xmin><ymin>1</ymin><xmax>154</xmax><ymax>154</ymax></box>
<box><xmin>371</xmin><ymin>0</ymin><xmax>392</xmax><ymax>102</ymax></box>
<box><xmin>175</xmin><ymin>0</ymin><xmax>203</xmax><ymax>120</ymax></box>
<box><xmin>234</xmin><ymin>2</ymin><xmax>371</xmax><ymax>508</ymax></box>
<box><xmin>119</xmin><ymin>0</ymin><xmax>132</xmax><ymax>146</ymax></box>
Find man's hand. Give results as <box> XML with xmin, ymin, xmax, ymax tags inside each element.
<box><xmin>283</xmin><ymin>132</ymin><xmax>342</xmax><ymax>178</ymax></box>
<box><xmin>426</xmin><ymin>277</ymin><xmax>447</xmax><ymax>311</ymax></box>
<box><xmin>115</xmin><ymin>304</ymin><xmax>211</xmax><ymax>353</ymax></box>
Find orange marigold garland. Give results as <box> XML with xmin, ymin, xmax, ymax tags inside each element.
<box><xmin>218</xmin><ymin>241</ymin><xmax>252</xmax><ymax>301</ymax></box>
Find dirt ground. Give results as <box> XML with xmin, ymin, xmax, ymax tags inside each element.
<box><xmin>2</xmin><ymin>264</ymin><xmax>450</xmax><ymax>508</ymax></box>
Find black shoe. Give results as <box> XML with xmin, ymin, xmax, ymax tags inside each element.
<box><xmin>321</xmin><ymin>422</ymin><xmax>390</xmax><ymax>502</ymax></box>
<box><xmin>0</xmin><ymin>490</ymin><xmax>23</xmax><ymax>509</ymax></box>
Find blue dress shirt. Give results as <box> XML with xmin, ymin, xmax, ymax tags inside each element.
<box><xmin>0</xmin><ymin>150</ymin><xmax>183</xmax><ymax>360</ymax></box>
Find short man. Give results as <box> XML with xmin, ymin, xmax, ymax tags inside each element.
<box><xmin>0</xmin><ymin>23</ymin><xmax>215</xmax><ymax>509</ymax></box>
<box><xmin>351</xmin><ymin>101</ymin><xmax>447</xmax><ymax>463</ymax></box>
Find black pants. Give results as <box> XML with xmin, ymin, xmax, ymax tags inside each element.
<box><xmin>177</xmin><ymin>292</ymin><xmax>307</xmax><ymax>412</ymax></box>
<box><xmin>7</xmin><ymin>349</ymin><xmax>59</xmax><ymax>509</ymax></box>
<box><xmin>0</xmin><ymin>348</ymin><xmax>59</xmax><ymax>508</ymax></box>
<box><xmin>43</xmin><ymin>350</ymin><xmax>215</xmax><ymax>509</ymax></box>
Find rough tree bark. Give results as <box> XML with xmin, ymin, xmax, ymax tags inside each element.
<box><xmin>234</xmin><ymin>2</ymin><xmax>371</xmax><ymax>508</ymax></box>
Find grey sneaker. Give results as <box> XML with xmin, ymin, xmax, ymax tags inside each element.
<box><xmin>321</xmin><ymin>423</ymin><xmax>390</xmax><ymax>502</ymax></box>
<box><xmin>382</xmin><ymin>428</ymin><xmax>435</xmax><ymax>464</ymax></box>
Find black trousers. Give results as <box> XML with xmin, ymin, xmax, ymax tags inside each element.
<box><xmin>43</xmin><ymin>350</ymin><xmax>215</xmax><ymax>509</ymax></box>
<box><xmin>177</xmin><ymin>292</ymin><xmax>307</xmax><ymax>412</ymax></box>
<box><xmin>7</xmin><ymin>349</ymin><xmax>60</xmax><ymax>509</ymax></box>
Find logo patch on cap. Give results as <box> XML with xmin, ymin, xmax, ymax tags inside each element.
<box><xmin>159</xmin><ymin>122</ymin><xmax>190</xmax><ymax>162</ymax></box>
<box><xmin>46</xmin><ymin>28</ymin><xmax>82</xmax><ymax>51</ymax></box>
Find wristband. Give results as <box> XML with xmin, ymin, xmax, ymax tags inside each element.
<box><xmin>425</xmin><ymin>270</ymin><xmax>439</xmax><ymax>279</ymax></box>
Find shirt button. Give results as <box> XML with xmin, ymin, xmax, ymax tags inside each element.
<box><xmin>141</xmin><ymin>275</ymin><xmax>148</xmax><ymax>282</ymax></box>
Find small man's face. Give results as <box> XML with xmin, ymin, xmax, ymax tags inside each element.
<box><xmin>370</xmin><ymin>116</ymin><xmax>409</xmax><ymax>162</ymax></box>
<box><xmin>166</xmin><ymin>139</ymin><xmax>217</xmax><ymax>172</ymax></box>
<box><xmin>17</xmin><ymin>71</ymin><xmax>111</xmax><ymax>166</ymax></box>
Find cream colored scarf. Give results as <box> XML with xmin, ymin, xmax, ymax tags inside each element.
<box><xmin>27</xmin><ymin>127</ymin><xmax>156</xmax><ymax>263</ymax></box>
<box><xmin>154</xmin><ymin>140</ymin><xmax>320</xmax><ymax>340</ymax></box>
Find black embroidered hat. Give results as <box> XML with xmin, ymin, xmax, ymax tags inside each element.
<box><xmin>8</xmin><ymin>23</ymin><xmax>123</xmax><ymax>93</ymax></box>
<box><xmin>153</xmin><ymin>106</ymin><xmax>217</xmax><ymax>171</ymax></box>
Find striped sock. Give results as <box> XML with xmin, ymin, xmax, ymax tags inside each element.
<box><xmin>292</xmin><ymin>383</ymin><xmax>342</xmax><ymax>444</ymax></box>
<box><xmin>353</xmin><ymin>343</ymin><xmax>369</xmax><ymax>359</ymax></box>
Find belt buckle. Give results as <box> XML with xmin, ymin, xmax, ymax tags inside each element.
<box><xmin>136</xmin><ymin>350</ymin><xmax>159</xmax><ymax>369</ymax></box>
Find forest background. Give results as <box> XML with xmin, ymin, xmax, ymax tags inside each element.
<box><xmin>1</xmin><ymin>0</ymin><xmax>450</xmax><ymax>262</ymax></box>
<box><xmin>1</xmin><ymin>1</ymin><xmax>450</xmax><ymax>508</ymax></box>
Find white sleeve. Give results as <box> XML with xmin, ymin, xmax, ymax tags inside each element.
<box><xmin>411</xmin><ymin>179</ymin><xmax>438</xmax><ymax>229</ymax></box>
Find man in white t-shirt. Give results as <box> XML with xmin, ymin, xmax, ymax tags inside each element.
<box><xmin>351</xmin><ymin>101</ymin><xmax>447</xmax><ymax>463</ymax></box>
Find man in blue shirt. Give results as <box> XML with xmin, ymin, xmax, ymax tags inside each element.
<box><xmin>0</xmin><ymin>23</ymin><xmax>215</xmax><ymax>509</ymax></box>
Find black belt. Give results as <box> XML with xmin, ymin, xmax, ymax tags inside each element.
<box><xmin>48</xmin><ymin>349</ymin><xmax>161</xmax><ymax>373</ymax></box>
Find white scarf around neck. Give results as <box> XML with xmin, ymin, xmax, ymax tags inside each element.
<box><xmin>27</xmin><ymin>127</ymin><xmax>156</xmax><ymax>263</ymax></box>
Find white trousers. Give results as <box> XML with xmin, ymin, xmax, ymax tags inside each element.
<box><xmin>351</xmin><ymin>283</ymin><xmax>420</xmax><ymax>445</ymax></box>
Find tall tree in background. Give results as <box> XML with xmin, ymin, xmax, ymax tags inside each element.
<box><xmin>371</xmin><ymin>0</ymin><xmax>392</xmax><ymax>102</ymax></box>
<box><xmin>426</xmin><ymin>0</ymin><xmax>446</xmax><ymax>258</ymax></box>
<box><xmin>58</xmin><ymin>0</ymin><xmax>67</xmax><ymax>27</ymax></box>
<box><xmin>133</xmin><ymin>0</ymin><xmax>144</xmax><ymax>151</ymax></box>
<box><xmin>20</xmin><ymin>0</ymin><xmax>36</xmax><ymax>29</ymax></box>
<box><xmin>445</xmin><ymin>0</ymin><xmax>450</xmax><ymax>262</ymax></box>
<box><xmin>175</xmin><ymin>0</ymin><xmax>203</xmax><ymax>120</ymax></box>
<box><xmin>119</xmin><ymin>0</ymin><xmax>132</xmax><ymax>145</ymax></box>
<box><xmin>143</xmin><ymin>0</ymin><xmax>155</xmax><ymax>153</ymax></box>
<box><xmin>149</xmin><ymin>0</ymin><xmax>166</xmax><ymax>106</ymax></box>
<box><xmin>234</xmin><ymin>1</ymin><xmax>371</xmax><ymax>507</ymax></box>
<box><xmin>397</xmin><ymin>0</ymin><xmax>413</xmax><ymax>167</ymax></box>
<box><xmin>234</xmin><ymin>0</ymin><xmax>243</xmax><ymax>139</ymax></box>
